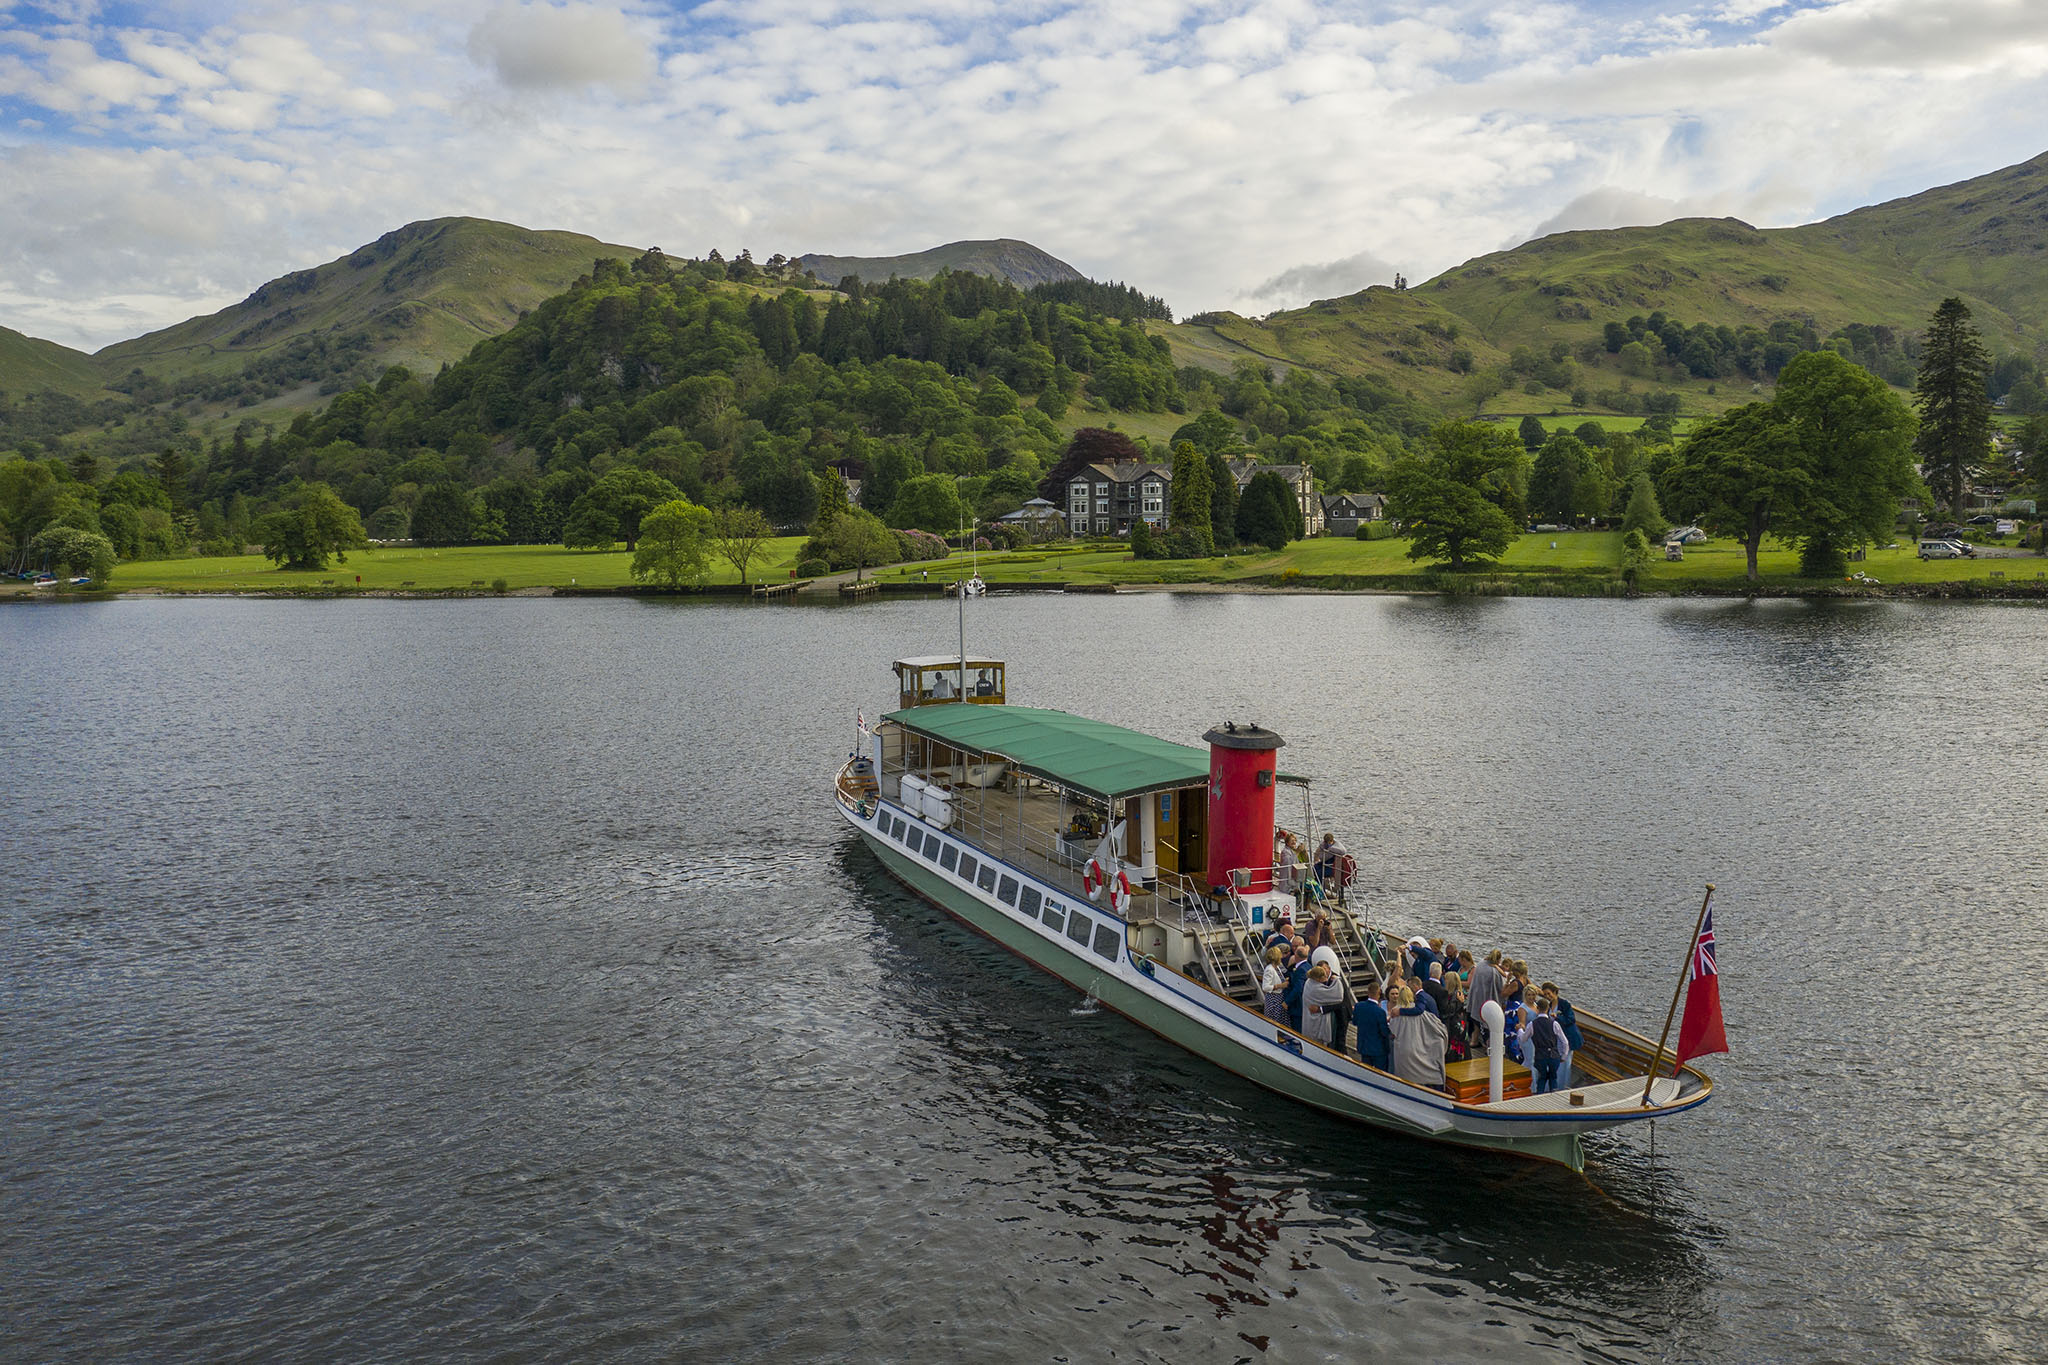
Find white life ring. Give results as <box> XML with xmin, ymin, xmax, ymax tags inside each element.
<box><xmin>1109</xmin><ymin>870</ymin><xmax>1133</xmax><ymax>915</ymax></box>
<box><xmin>1083</xmin><ymin>858</ymin><xmax>1107</xmax><ymax>900</ymax></box>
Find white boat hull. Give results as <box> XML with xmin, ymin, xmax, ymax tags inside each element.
<box><xmin>839</xmin><ymin>787</ymin><xmax>1710</xmax><ymax>1172</ymax></box>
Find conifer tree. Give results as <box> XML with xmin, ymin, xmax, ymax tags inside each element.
<box><xmin>1914</xmin><ymin>297</ymin><xmax>1992</xmax><ymax>518</ymax></box>
<box><xmin>1619</xmin><ymin>472</ymin><xmax>1667</xmax><ymax>542</ymax></box>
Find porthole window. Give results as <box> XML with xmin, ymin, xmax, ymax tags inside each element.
<box><xmin>1019</xmin><ymin>886</ymin><xmax>1042</xmax><ymax>916</ymax></box>
<box><xmin>1092</xmin><ymin>924</ymin><xmax>1120</xmax><ymax>961</ymax></box>
<box><xmin>998</xmin><ymin>875</ymin><xmax>1018</xmax><ymax>904</ymax></box>
<box><xmin>1065</xmin><ymin>910</ymin><xmax>1092</xmax><ymax>945</ymax></box>
<box><xmin>940</xmin><ymin>845</ymin><xmax>959</xmax><ymax>872</ymax></box>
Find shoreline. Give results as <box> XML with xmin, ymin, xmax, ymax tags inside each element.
<box><xmin>10</xmin><ymin>577</ymin><xmax>2048</xmax><ymax>604</ymax></box>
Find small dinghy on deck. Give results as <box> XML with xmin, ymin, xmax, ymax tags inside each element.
<box><xmin>835</xmin><ymin>656</ymin><xmax>1713</xmax><ymax>1171</ymax></box>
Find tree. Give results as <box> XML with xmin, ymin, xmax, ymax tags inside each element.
<box><xmin>1383</xmin><ymin>421</ymin><xmax>1527</xmax><ymax>571</ymax></box>
<box><xmin>1206</xmin><ymin>450</ymin><xmax>1239</xmax><ymax>547</ymax></box>
<box><xmin>257</xmin><ymin>483</ymin><xmax>367</xmax><ymax>571</ymax></box>
<box><xmin>1035</xmin><ymin>427</ymin><xmax>1143</xmax><ymax>501</ymax></box>
<box><xmin>1620</xmin><ymin>528</ymin><xmax>1654</xmax><ymax>592</ymax></box>
<box><xmin>761</xmin><ymin>463</ymin><xmax>819</xmax><ymax>530</ymax></box>
<box><xmin>1660</xmin><ymin>403</ymin><xmax>1805</xmax><ymax>581</ymax></box>
<box><xmin>1529</xmin><ymin>433</ymin><xmax>1589</xmax><ymax>523</ymax></box>
<box><xmin>821</xmin><ymin>508</ymin><xmax>896</xmax><ymax>579</ymax></box>
<box><xmin>1129</xmin><ymin>515</ymin><xmax>1158</xmax><ymax>559</ymax></box>
<box><xmin>1235</xmin><ymin>471</ymin><xmax>1295</xmax><ymax>551</ymax></box>
<box><xmin>631</xmin><ymin>498</ymin><xmax>714</xmax><ymax>588</ymax></box>
<box><xmin>26</xmin><ymin>526</ymin><xmax>116</xmax><ymax>583</ymax></box>
<box><xmin>886</xmin><ymin>473</ymin><xmax>965</xmax><ymax>534</ymax></box>
<box><xmin>1619</xmin><ymin>472</ymin><xmax>1667</xmax><ymax>543</ymax></box>
<box><xmin>409</xmin><ymin>483</ymin><xmax>474</xmax><ymax>546</ymax></box>
<box><xmin>1773</xmin><ymin>349</ymin><xmax>1919</xmax><ymax>574</ymax></box>
<box><xmin>1168</xmin><ymin>441</ymin><xmax>1212</xmax><ymax>550</ymax></box>
<box><xmin>1914</xmin><ymin>297</ymin><xmax>1992</xmax><ymax>518</ymax></box>
<box><xmin>712</xmin><ymin>505</ymin><xmax>774</xmax><ymax>584</ymax></box>
<box><xmin>1517</xmin><ymin>415</ymin><xmax>1548</xmax><ymax>450</ymax></box>
<box><xmin>153</xmin><ymin>447</ymin><xmax>190</xmax><ymax>516</ymax></box>
<box><xmin>567</xmin><ymin>468</ymin><xmax>680</xmax><ymax>550</ymax></box>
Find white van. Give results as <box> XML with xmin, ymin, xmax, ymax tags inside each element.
<box><xmin>1917</xmin><ymin>539</ymin><xmax>1966</xmax><ymax>560</ymax></box>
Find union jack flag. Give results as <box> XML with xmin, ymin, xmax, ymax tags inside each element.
<box><xmin>1690</xmin><ymin>907</ymin><xmax>1718</xmax><ymax>981</ymax></box>
<box><xmin>1675</xmin><ymin>903</ymin><xmax>1728</xmax><ymax>1069</ymax></box>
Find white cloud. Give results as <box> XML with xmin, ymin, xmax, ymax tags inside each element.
<box><xmin>467</xmin><ymin>1</ymin><xmax>654</xmax><ymax>92</ymax></box>
<box><xmin>1244</xmin><ymin>249</ymin><xmax>1399</xmax><ymax>308</ymax></box>
<box><xmin>0</xmin><ymin>1</ymin><xmax>2046</xmax><ymax>352</ymax></box>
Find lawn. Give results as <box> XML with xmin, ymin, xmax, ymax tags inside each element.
<box><xmin>78</xmin><ymin>531</ymin><xmax>2048</xmax><ymax>596</ymax></box>
<box><xmin>107</xmin><ymin>538</ymin><xmax>812</xmax><ymax>592</ymax></box>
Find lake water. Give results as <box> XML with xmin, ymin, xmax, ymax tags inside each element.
<box><xmin>4</xmin><ymin>593</ymin><xmax>2044</xmax><ymax>1363</ymax></box>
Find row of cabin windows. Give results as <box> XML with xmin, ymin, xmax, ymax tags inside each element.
<box><xmin>880</xmin><ymin>809</ymin><xmax>1120</xmax><ymax>962</ymax></box>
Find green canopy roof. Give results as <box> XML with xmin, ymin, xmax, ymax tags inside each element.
<box><xmin>887</xmin><ymin>705</ymin><xmax>1204</xmax><ymax>800</ymax></box>
<box><xmin>885</xmin><ymin>704</ymin><xmax>1294</xmax><ymax>802</ymax></box>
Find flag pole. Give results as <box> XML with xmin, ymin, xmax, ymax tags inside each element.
<box><xmin>1641</xmin><ymin>883</ymin><xmax>1715</xmax><ymax>1107</ymax></box>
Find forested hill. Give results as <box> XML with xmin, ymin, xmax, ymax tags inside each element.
<box><xmin>97</xmin><ymin>217</ymin><xmax>643</xmax><ymax>395</ymax></box>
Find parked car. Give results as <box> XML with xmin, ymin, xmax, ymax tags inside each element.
<box><xmin>1918</xmin><ymin>539</ymin><xmax>1972</xmax><ymax>560</ymax></box>
<box><xmin>1664</xmin><ymin>542</ymin><xmax>1685</xmax><ymax>561</ymax></box>
<box><xmin>1967</xmin><ymin>514</ymin><xmax>1998</xmax><ymax>525</ymax></box>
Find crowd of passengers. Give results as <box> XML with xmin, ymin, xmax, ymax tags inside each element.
<box><xmin>1254</xmin><ymin>911</ymin><xmax>1585</xmax><ymax>1098</ymax></box>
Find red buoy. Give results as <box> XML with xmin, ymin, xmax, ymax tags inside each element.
<box><xmin>1203</xmin><ymin>723</ymin><xmax>1284</xmax><ymax>893</ymax></box>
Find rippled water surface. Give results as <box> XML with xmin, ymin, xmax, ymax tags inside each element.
<box><xmin>4</xmin><ymin>594</ymin><xmax>2045</xmax><ymax>1363</ymax></box>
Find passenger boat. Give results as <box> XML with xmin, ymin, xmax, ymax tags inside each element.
<box><xmin>834</xmin><ymin>655</ymin><xmax>1713</xmax><ymax>1171</ymax></box>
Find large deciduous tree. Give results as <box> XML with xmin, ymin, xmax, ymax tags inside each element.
<box><xmin>1384</xmin><ymin>421</ymin><xmax>1528</xmax><ymax>571</ymax></box>
<box><xmin>409</xmin><ymin>483</ymin><xmax>474</xmax><ymax>546</ymax></box>
<box><xmin>257</xmin><ymin>482</ymin><xmax>367</xmax><ymax>571</ymax></box>
<box><xmin>630</xmin><ymin>498</ymin><xmax>714</xmax><ymax>588</ymax></box>
<box><xmin>886</xmin><ymin>473</ymin><xmax>965</xmax><ymax>534</ymax></box>
<box><xmin>1773</xmin><ymin>349</ymin><xmax>1919</xmax><ymax>574</ymax></box>
<box><xmin>821</xmin><ymin>508</ymin><xmax>896</xmax><ymax>580</ymax></box>
<box><xmin>566</xmin><ymin>468</ymin><xmax>681</xmax><ymax>551</ymax></box>
<box><xmin>1660</xmin><ymin>404</ymin><xmax>1805</xmax><ymax>581</ymax></box>
<box><xmin>27</xmin><ymin>526</ymin><xmax>116</xmax><ymax>583</ymax></box>
<box><xmin>1913</xmin><ymin>297</ymin><xmax>1992</xmax><ymax>518</ymax></box>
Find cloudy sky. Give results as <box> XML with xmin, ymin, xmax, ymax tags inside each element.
<box><xmin>3</xmin><ymin>0</ymin><xmax>2047</xmax><ymax>352</ymax></box>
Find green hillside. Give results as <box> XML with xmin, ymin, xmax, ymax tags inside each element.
<box><xmin>798</xmin><ymin>239</ymin><xmax>1082</xmax><ymax>289</ymax></box>
<box><xmin>1214</xmin><ymin>157</ymin><xmax>2048</xmax><ymax>424</ymax></box>
<box><xmin>1</xmin><ymin>324</ymin><xmax>107</xmax><ymax>400</ymax></box>
<box><xmin>1787</xmin><ymin>151</ymin><xmax>2048</xmax><ymax>327</ymax></box>
<box><xmin>95</xmin><ymin>218</ymin><xmax>642</xmax><ymax>394</ymax></box>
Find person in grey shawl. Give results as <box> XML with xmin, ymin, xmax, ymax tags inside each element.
<box><xmin>1389</xmin><ymin>985</ymin><xmax>1449</xmax><ymax>1089</ymax></box>
<box><xmin>1301</xmin><ymin>964</ymin><xmax>1344</xmax><ymax>1047</ymax></box>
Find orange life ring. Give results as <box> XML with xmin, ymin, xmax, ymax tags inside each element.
<box><xmin>1109</xmin><ymin>870</ymin><xmax>1133</xmax><ymax>914</ymax></box>
<box><xmin>1083</xmin><ymin>858</ymin><xmax>1107</xmax><ymax>900</ymax></box>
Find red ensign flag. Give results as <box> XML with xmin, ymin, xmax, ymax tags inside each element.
<box><xmin>1674</xmin><ymin>903</ymin><xmax>1728</xmax><ymax>1071</ymax></box>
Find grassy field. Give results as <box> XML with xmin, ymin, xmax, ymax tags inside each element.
<box><xmin>100</xmin><ymin>538</ymin><xmax>812</xmax><ymax>592</ymax></box>
<box><xmin>46</xmin><ymin>530</ymin><xmax>2048</xmax><ymax>597</ymax></box>
<box><xmin>878</xmin><ymin>531</ymin><xmax>2048</xmax><ymax>590</ymax></box>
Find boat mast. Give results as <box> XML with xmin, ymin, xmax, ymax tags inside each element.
<box><xmin>1641</xmin><ymin>884</ymin><xmax>1715</xmax><ymax>1105</ymax></box>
